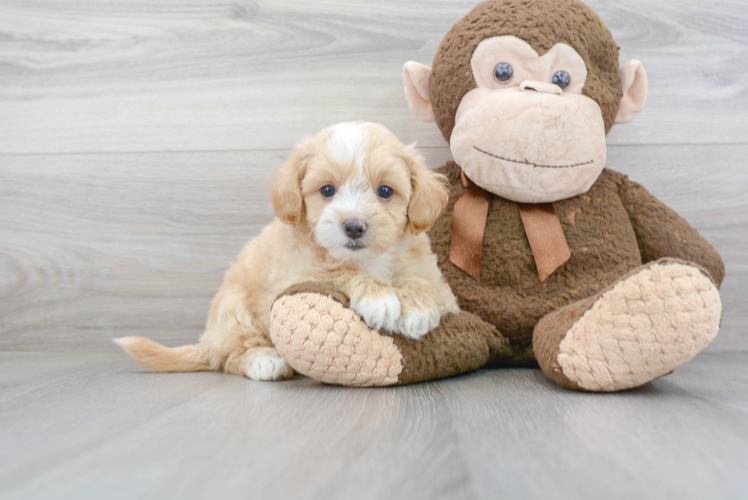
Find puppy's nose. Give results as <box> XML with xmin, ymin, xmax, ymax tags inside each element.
<box><xmin>343</xmin><ymin>219</ymin><xmax>368</xmax><ymax>240</ymax></box>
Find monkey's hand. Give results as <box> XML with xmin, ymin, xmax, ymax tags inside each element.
<box><xmin>616</xmin><ymin>173</ymin><xmax>725</xmax><ymax>287</ymax></box>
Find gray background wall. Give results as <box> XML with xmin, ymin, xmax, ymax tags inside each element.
<box><xmin>1</xmin><ymin>0</ymin><xmax>746</xmax><ymax>351</ymax></box>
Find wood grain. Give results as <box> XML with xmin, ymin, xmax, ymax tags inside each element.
<box><xmin>0</xmin><ymin>145</ymin><xmax>745</xmax><ymax>351</ymax></box>
<box><xmin>1</xmin><ymin>351</ymin><xmax>746</xmax><ymax>499</ymax></box>
<box><xmin>1</xmin><ymin>0</ymin><xmax>747</xmax><ymax>154</ymax></box>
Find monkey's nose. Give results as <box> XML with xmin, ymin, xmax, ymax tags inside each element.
<box><xmin>343</xmin><ymin>219</ymin><xmax>368</xmax><ymax>240</ymax></box>
<box><xmin>520</xmin><ymin>81</ymin><xmax>562</xmax><ymax>95</ymax></box>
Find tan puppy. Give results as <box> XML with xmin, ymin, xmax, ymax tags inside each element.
<box><xmin>116</xmin><ymin>122</ymin><xmax>458</xmax><ymax>381</ymax></box>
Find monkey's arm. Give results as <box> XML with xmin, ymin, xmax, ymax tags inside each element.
<box><xmin>616</xmin><ymin>174</ymin><xmax>725</xmax><ymax>287</ymax></box>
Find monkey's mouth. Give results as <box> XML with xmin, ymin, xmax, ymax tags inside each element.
<box><xmin>473</xmin><ymin>146</ymin><xmax>593</xmax><ymax>169</ymax></box>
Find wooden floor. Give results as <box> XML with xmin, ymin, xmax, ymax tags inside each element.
<box><xmin>1</xmin><ymin>351</ymin><xmax>747</xmax><ymax>500</ymax></box>
<box><xmin>1</xmin><ymin>0</ymin><xmax>747</xmax><ymax>498</ymax></box>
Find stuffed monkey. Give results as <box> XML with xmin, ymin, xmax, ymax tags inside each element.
<box><xmin>269</xmin><ymin>0</ymin><xmax>724</xmax><ymax>391</ymax></box>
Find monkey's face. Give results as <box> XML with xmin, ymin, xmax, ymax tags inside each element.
<box><xmin>404</xmin><ymin>14</ymin><xmax>648</xmax><ymax>204</ymax></box>
<box><xmin>450</xmin><ymin>36</ymin><xmax>606</xmax><ymax>203</ymax></box>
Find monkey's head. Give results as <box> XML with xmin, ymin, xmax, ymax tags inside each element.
<box><xmin>403</xmin><ymin>0</ymin><xmax>648</xmax><ymax>203</ymax></box>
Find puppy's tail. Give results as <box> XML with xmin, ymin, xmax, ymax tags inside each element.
<box><xmin>113</xmin><ymin>337</ymin><xmax>211</xmax><ymax>373</ymax></box>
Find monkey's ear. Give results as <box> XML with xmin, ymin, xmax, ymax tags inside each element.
<box><xmin>615</xmin><ymin>60</ymin><xmax>648</xmax><ymax>124</ymax></box>
<box><xmin>403</xmin><ymin>146</ymin><xmax>449</xmax><ymax>234</ymax></box>
<box><xmin>270</xmin><ymin>140</ymin><xmax>312</xmax><ymax>226</ymax></box>
<box><xmin>403</xmin><ymin>62</ymin><xmax>436</xmax><ymax>122</ymax></box>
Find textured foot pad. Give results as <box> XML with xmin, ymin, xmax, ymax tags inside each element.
<box><xmin>558</xmin><ymin>262</ymin><xmax>722</xmax><ymax>392</ymax></box>
<box><xmin>270</xmin><ymin>292</ymin><xmax>403</xmax><ymax>386</ymax></box>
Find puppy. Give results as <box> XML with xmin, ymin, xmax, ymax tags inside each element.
<box><xmin>116</xmin><ymin>122</ymin><xmax>458</xmax><ymax>381</ymax></box>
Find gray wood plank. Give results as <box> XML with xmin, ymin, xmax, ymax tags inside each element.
<box><xmin>1</xmin><ymin>0</ymin><xmax>746</xmax><ymax>154</ymax></box>
<box><xmin>437</xmin><ymin>354</ymin><xmax>748</xmax><ymax>499</ymax></box>
<box><xmin>0</xmin><ymin>351</ymin><xmax>746</xmax><ymax>500</ymax></box>
<box><xmin>0</xmin><ymin>145</ymin><xmax>745</xmax><ymax>351</ymax></box>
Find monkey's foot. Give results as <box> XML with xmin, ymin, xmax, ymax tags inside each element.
<box><xmin>534</xmin><ymin>259</ymin><xmax>722</xmax><ymax>392</ymax></box>
<box><xmin>269</xmin><ymin>282</ymin><xmax>509</xmax><ymax>386</ymax></box>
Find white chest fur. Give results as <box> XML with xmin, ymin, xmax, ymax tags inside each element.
<box><xmin>356</xmin><ymin>234</ymin><xmax>416</xmax><ymax>280</ymax></box>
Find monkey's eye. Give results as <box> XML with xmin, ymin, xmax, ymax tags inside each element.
<box><xmin>493</xmin><ymin>62</ymin><xmax>514</xmax><ymax>84</ymax></box>
<box><xmin>552</xmin><ymin>70</ymin><xmax>571</xmax><ymax>90</ymax></box>
<box><xmin>377</xmin><ymin>186</ymin><xmax>394</xmax><ymax>199</ymax></box>
<box><xmin>320</xmin><ymin>185</ymin><xmax>336</xmax><ymax>198</ymax></box>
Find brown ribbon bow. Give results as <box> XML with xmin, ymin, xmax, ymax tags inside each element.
<box><xmin>449</xmin><ymin>169</ymin><xmax>571</xmax><ymax>282</ymax></box>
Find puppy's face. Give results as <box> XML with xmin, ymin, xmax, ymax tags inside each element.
<box><xmin>270</xmin><ymin>122</ymin><xmax>448</xmax><ymax>262</ymax></box>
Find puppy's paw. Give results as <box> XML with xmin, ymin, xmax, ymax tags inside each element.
<box><xmin>351</xmin><ymin>293</ymin><xmax>402</xmax><ymax>332</ymax></box>
<box><xmin>394</xmin><ymin>305</ymin><xmax>441</xmax><ymax>340</ymax></box>
<box><xmin>247</xmin><ymin>354</ymin><xmax>294</xmax><ymax>381</ymax></box>
<box><xmin>389</xmin><ymin>285</ymin><xmax>442</xmax><ymax>340</ymax></box>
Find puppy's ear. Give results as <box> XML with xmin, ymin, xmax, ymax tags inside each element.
<box><xmin>270</xmin><ymin>140</ymin><xmax>312</xmax><ymax>226</ymax></box>
<box><xmin>403</xmin><ymin>146</ymin><xmax>449</xmax><ymax>234</ymax></box>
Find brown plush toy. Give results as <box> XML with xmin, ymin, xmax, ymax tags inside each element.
<box><xmin>269</xmin><ymin>0</ymin><xmax>725</xmax><ymax>391</ymax></box>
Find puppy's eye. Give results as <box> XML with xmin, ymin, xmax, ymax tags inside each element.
<box><xmin>493</xmin><ymin>62</ymin><xmax>514</xmax><ymax>84</ymax></box>
<box><xmin>377</xmin><ymin>186</ymin><xmax>394</xmax><ymax>199</ymax></box>
<box><xmin>320</xmin><ymin>185</ymin><xmax>336</xmax><ymax>198</ymax></box>
<box><xmin>552</xmin><ymin>70</ymin><xmax>571</xmax><ymax>90</ymax></box>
